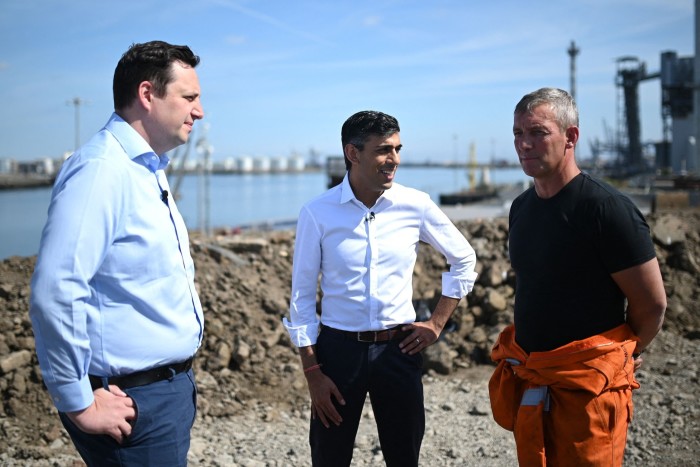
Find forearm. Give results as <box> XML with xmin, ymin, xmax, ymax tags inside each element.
<box><xmin>30</xmin><ymin>290</ymin><xmax>94</xmax><ymax>412</ymax></box>
<box><xmin>627</xmin><ymin>305</ymin><xmax>665</xmax><ymax>352</ymax></box>
<box><xmin>298</xmin><ymin>345</ymin><xmax>320</xmax><ymax>370</ymax></box>
<box><xmin>613</xmin><ymin>258</ymin><xmax>667</xmax><ymax>352</ymax></box>
<box><xmin>427</xmin><ymin>296</ymin><xmax>461</xmax><ymax>333</ymax></box>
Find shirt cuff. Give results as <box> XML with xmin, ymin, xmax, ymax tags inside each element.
<box><xmin>441</xmin><ymin>271</ymin><xmax>479</xmax><ymax>299</ymax></box>
<box><xmin>282</xmin><ymin>317</ymin><xmax>319</xmax><ymax>347</ymax></box>
<box><xmin>46</xmin><ymin>375</ymin><xmax>95</xmax><ymax>413</ymax></box>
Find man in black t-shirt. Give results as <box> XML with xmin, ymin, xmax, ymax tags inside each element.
<box><xmin>489</xmin><ymin>87</ymin><xmax>666</xmax><ymax>466</ymax></box>
<box><xmin>509</xmin><ymin>173</ymin><xmax>658</xmax><ymax>352</ymax></box>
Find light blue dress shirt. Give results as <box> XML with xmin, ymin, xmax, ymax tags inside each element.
<box><xmin>30</xmin><ymin>113</ymin><xmax>204</xmax><ymax>413</ymax></box>
<box><xmin>283</xmin><ymin>174</ymin><xmax>478</xmax><ymax>347</ymax></box>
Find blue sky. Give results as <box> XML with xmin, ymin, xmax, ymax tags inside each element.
<box><xmin>0</xmin><ymin>0</ymin><xmax>694</xmax><ymax>164</ymax></box>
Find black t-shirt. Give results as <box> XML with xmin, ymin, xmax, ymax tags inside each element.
<box><xmin>508</xmin><ymin>173</ymin><xmax>656</xmax><ymax>352</ymax></box>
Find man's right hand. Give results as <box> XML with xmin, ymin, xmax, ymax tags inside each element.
<box><xmin>66</xmin><ymin>385</ymin><xmax>136</xmax><ymax>443</ymax></box>
<box><xmin>305</xmin><ymin>370</ymin><xmax>345</xmax><ymax>428</ymax></box>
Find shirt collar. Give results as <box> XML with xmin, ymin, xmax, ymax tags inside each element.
<box><xmin>104</xmin><ymin>113</ymin><xmax>169</xmax><ymax>172</ymax></box>
<box><xmin>339</xmin><ymin>172</ymin><xmax>398</xmax><ymax>208</ymax></box>
<box><xmin>339</xmin><ymin>173</ymin><xmax>355</xmax><ymax>204</ymax></box>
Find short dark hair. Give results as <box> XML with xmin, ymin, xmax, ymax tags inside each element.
<box><xmin>341</xmin><ymin>111</ymin><xmax>400</xmax><ymax>170</ymax></box>
<box><xmin>113</xmin><ymin>40</ymin><xmax>200</xmax><ymax>112</ymax></box>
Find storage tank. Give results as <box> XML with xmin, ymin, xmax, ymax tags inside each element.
<box><xmin>271</xmin><ymin>157</ymin><xmax>288</xmax><ymax>172</ymax></box>
<box><xmin>253</xmin><ymin>156</ymin><xmax>271</xmax><ymax>172</ymax></box>
<box><xmin>237</xmin><ymin>155</ymin><xmax>254</xmax><ymax>172</ymax></box>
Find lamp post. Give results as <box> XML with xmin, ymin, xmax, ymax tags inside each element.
<box><xmin>67</xmin><ymin>97</ymin><xmax>86</xmax><ymax>152</ymax></box>
<box><xmin>567</xmin><ymin>40</ymin><xmax>580</xmax><ymax>102</ymax></box>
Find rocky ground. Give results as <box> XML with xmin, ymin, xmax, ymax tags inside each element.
<box><xmin>0</xmin><ymin>211</ymin><xmax>698</xmax><ymax>466</ymax></box>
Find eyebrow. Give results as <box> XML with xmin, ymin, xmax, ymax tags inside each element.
<box><xmin>376</xmin><ymin>143</ymin><xmax>402</xmax><ymax>151</ymax></box>
<box><xmin>514</xmin><ymin>122</ymin><xmax>548</xmax><ymax>131</ymax></box>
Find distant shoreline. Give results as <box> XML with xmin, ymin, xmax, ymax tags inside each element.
<box><xmin>0</xmin><ymin>174</ymin><xmax>55</xmax><ymax>190</ymax></box>
<box><xmin>0</xmin><ymin>162</ymin><xmax>527</xmax><ymax>191</ymax></box>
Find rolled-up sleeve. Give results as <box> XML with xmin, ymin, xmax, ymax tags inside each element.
<box><xmin>420</xmin><ymin>200</ymin><xmax>478</xmax><ymax>299</ymax></box>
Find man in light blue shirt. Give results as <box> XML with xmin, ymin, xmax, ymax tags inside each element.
<box><xmin>284</xmin><ymin>110</ymin><xmax>478</xmax><ymax>466</ymax></box>
<box><xmin>30</xmin><ymin>40</ymin><xmax>205</xmax><ymax>466</ymax></box>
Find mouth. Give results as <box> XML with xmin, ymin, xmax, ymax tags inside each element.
<box><xmin>379</xmin><ymin>166</ymin><xmax>397</xmax><ymax>181</ymax></box>
<box><xmin>519</xmin><ymin>155</ymin><xmax>537</xmax><ymax>162</ymax></box>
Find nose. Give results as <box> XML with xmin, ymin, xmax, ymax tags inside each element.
<box><xmin>515</xmin><ymin>135</ymin><xmax>531</xmax><ymax>151</ymax></box>
<box><xmin>388</xmin><ymin>148</ymin><xmax>400</xmax><ymax>165</ymax></box>
<box><xmin>192</xmin><ymin>100</ymin><xmax>204</xmax><ymax>120</ymax></box>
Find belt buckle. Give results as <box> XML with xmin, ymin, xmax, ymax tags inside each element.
<box><xmin>357</xmin><ymin>331</ymin><xmax>377</xmax><ymax>342</ymax></box>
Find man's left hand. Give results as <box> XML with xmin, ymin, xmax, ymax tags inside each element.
<box><xmin>398</xmin><ymin>322</ymin><xmax>439</xmax><ymax>355</ymax></box>
<box><xmin>633</xmin><ymin>354</ymin><xmax>643</xmax><ymax>371</ymax></box>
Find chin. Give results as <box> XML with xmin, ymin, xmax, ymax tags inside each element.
<box><xmin>519</xmin><ymin>162</ymin><xmax>540</xmax><ymax>177</ymax></box>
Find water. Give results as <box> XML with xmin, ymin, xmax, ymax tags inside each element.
<box><xmin>0</xmin><ymin>166</ymin><xmax>527</xmax><ymax>260</ymax></box>
<box><xmin>0</xmin><ymin>188</ymin><xmax>53</xmax><ymax>260</ymax></box>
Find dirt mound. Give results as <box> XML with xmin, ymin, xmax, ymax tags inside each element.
<box><xmin>0</xmin><ymin>212</ymin><xmax>698</xmax><ymax>464</ymax></box>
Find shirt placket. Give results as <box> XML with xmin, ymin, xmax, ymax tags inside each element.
<box><xmin>155</xmin><ymin>170</ymin><xmax>204</xmax><ymax>344</ymax></box>
<box><xmin>367</xmin><ymin>211</ymin><xmax>380</xmax><ymax>328</ymax></box>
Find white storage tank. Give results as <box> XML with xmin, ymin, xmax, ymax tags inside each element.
<box><xmin>271</xmin><ymin>157</ymin><xmax>288</xmax><ymax>172</ymax></box>
<box><xmin>222</xmin><ymin>157</ymin><xmax>236</xmax><ymax>171</ymax></box>
<box><xmin>289</xmin><ymin>155</ymin><xmax>306</xmax><ymax>172</ymax></box>
<box><xmin>253</xmin><ymin>156</ymin><xmax>271</xmax><ymax>172</ymax></box>
<box><xmin>237</xmin><ymin>155</ymin><xmax>254</xmax><ymax>172</ymax></box>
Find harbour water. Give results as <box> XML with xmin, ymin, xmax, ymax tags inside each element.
<box><xmin>0</xmin><ymin>166</ymin><xmax>528</xmax><ymax>260</ymax></box>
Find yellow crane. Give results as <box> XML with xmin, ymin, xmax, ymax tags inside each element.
<box><xmin>467</xmin><ymin>141</ymin><xmax>477</xmax><ymax>190</ymax></box>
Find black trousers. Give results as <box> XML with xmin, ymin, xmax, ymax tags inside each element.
<box><xmin>310</xmin><ymin>328</ymin><xmax>425</xmax><ymax>467</ymax></box>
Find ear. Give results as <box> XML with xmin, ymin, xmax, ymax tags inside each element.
<box><xmin>565</xmin><ymin>126</ymin><xmax>579</xmax><ymax>148</ymax></box>
<box><xmin>137</xmin><ymin>81</ymin><xmax>154</xmax><ymax>110</ymax></box>
<box><xmin>344</xmin><ymin>143</ymin><xmax>360</xmax><ymax>165</ymax></box>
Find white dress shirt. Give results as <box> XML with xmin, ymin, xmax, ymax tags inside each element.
<box><xmin>284</xmin><ymin>174</ymin><xmax>478</xmax><ymax>347</ymax></box>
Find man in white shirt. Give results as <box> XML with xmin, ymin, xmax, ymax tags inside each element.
<box><xmin>283</xmin><ymin>110</ymin><xmax>478</xmax><ymax>466</ymax></box>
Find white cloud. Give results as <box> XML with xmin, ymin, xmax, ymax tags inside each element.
<box><xmin>362</xmin><ymin>15</ymin><xmax>381</xmax><ymax>27</ymax></box>
<box><xmin>225</xmin><ymin>35</ymin><xmax>247</xmax><ymax>46</ymax></box>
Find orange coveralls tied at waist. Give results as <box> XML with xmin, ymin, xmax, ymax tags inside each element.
<box><xmin>489</xmin><ymin>324</ymin><xmax>640</xmax><ymax>467</ymax></box>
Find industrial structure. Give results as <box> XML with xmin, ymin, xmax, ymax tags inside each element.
<box><xmin>581</xmin><ymin>1</ymin><xmax>699</xmax><ymax>181</ymax></box>
<box><xmin>567</xmin><ymin>41</ymin><xmax>580</xmax><ymax>102</ymax></box>
<box><xmin>584</xmin><ymin>51</ymin><xmax>696</xmax><ymax>179</ymax></box>
<box><xmin>616</xmin><ymin>52</ymin><xmax>695</xmax><ymax>176</ymax></box>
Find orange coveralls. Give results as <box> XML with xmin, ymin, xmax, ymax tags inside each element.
<box><xmin>489</xmin><ymin>324</ymin><xmax>640</xmax><ymax>466</ymax></box>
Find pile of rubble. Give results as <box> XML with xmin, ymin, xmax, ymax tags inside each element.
<box><xmin>0</xmin><ymin>212</ymin><xmax>698</xmax><ymax>463</ymax></box>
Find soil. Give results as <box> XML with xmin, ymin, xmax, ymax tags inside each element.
<box><xmin>0</xmin><ymin>211</ymin><xmax>698</xmax><ymax>466</ymax></box>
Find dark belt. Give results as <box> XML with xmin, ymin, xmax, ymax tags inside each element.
<box><xmin>322</xmin><ymin>325</ymin><xmax>411</xmax><ymax>343</ymax></box>
<box><xmin>89</xmin><ymin>357</ymin><xmax>194</xmax><ymax>391</ymax></box>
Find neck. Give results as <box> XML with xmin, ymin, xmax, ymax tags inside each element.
<box><xmin>348</xmin><ymin>173</ymin><xmax>382</xmax><ymax>208</ymax></box>
<box><xmin>534</xmin><ymin>167</ymin><xmax>581</xmax><ymax>199</ymax></box>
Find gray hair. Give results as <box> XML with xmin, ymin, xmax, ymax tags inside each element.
<box><xmin>514</xmin><ymin>87</ymin><xmax>579</xmax><ymax>131</ymax></box>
